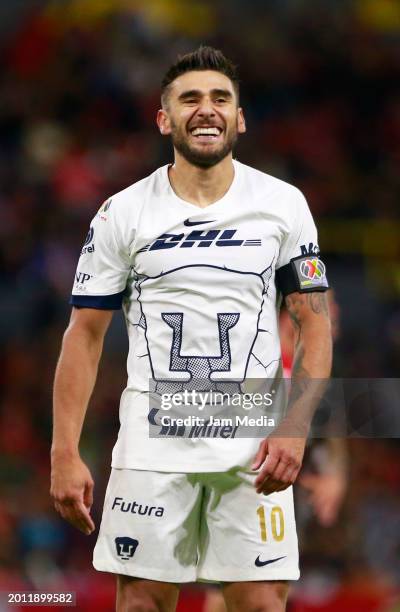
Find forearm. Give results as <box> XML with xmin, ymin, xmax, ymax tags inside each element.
<box><xmin>285</xmin><ymin>292</ymin><xmax>332</xmax><ymax>433</ymax></box>
<box><xmin>52</xmin><ymin>324</ymin><xmax>104</xmax><ymax>456</ymax></box>
<box><xmin>292</xmin><ymin>316</ymin><xmax>332</xmax><ymax>380</ymax></box>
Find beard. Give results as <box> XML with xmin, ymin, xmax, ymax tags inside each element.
<box><xmin>170</xmin><ymin>121</ymin><xmax>238</xmax><ymax>168</ymax></box>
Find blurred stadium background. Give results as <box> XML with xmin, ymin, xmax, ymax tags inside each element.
<box><xmin>0</xmin><ymin>0</ymin><xmax>399</xmax><ymax>610</ymax></box>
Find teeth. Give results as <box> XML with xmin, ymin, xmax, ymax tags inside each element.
<box><xmin>191</xmin><ymin>127</ymin><xmax>220</xmax><ymax>136</ymax></box>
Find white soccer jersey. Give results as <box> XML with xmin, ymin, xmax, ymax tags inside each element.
<box><xmin>71</xmin><ymin>160</ymin><xmax>320</xmax><ymax>472</ymax></box>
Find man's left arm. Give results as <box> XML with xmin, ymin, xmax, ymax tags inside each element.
<box><xmin>253</xmin><ymin>291</ymin><xmax>332</xmax><ymax>494</ymax></box>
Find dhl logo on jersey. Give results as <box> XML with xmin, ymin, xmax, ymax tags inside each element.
<box><xmin>137</xmin><ymin>229</ymin><xmax>262</xmax><ymax>253</ymax></box>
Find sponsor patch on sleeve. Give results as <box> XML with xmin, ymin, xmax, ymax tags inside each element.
<box><xmin>276</xmin><ymin>254</ymin><xmax>329</xmax><ymax>295</ymax></box>
<box><xmin>293</xmin><ymin>255</ymin><xmax>329</xmax><ymax>291</ymax></box>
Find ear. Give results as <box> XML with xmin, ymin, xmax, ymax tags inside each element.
<box><xmin>157</xmin><ymin>109</ymin><xmax>172</xmax><ymax>135</ymax></box>
<box><xmin>237</xmin><ymin>107</ymin><xmax>246</xmax><ymax>134</ymax></box>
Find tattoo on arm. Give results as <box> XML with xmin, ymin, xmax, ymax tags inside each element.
<box><xmin>306</xmin><ymin>292</ymin><xmax>329</xmax><ymax>316</ymax></box>
<box><xmin>282</xmin><ymin>292</ymin><xmax>331</xmax><ymax>432</ymax></box>
<box><xmin>290</xmin><ymin>346</ymin><xmax>311</xmax><ymax>402</ymax></box>
<box><xmin>285</xmin><ymin>294</ymin><xmax>316</xmax><ymax>417</ymax></box>
<box><xmin>285</xmin><ymin>293</ymin><xmax>305</xmax><ymax>330</ymax></box>
<box><xmin>292</xmin><ymin>346</ymin><xmax>309</xmax><ymax>379</ymax></box>
<box><xmin>285</xmin><ymin>291</ymin><xmax>329</xmax><ymax>328</ymax></box>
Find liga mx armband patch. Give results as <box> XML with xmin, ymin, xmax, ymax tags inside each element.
<box><xmin>276</xmin><ymin>255</ymin><xmax>329</xmax><ymax>296</ymax></box>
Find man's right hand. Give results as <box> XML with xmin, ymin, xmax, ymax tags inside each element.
<box><xmin>50</xmin><ymin>451</ymin><xmax>95</xmax><ymax>535</ymax></box>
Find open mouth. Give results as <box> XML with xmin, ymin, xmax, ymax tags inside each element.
<box><xmin>189</xmin><ymin>126</ymin><xmax>223</xmax><ymax>141</ymax></box>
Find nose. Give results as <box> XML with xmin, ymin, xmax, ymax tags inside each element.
<box><xmin>196</xmin><ymin>96</ymin><xmax>215</xmax><ymax>118</ymax></box>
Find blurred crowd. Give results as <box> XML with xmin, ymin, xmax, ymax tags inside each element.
<box><xmin>0</xmin><ymin>0</ymin><xmax>399</xmax><ymax>610</ymax></box>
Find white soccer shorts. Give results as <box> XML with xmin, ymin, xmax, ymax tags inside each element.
<box><xmin>93</xmin><ymin>468</ymin><xmax>300</xmax><ymax>582</ymax></box>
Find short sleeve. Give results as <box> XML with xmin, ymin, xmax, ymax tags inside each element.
<box><xmin>70</xmin><ymin>199</ymin><xmax>133</xmax><ymax>309</ymax></box>
<box><xmin>275</xmin><ymin>188</ymin><xmax>329</xmax><ymax>295</ymax></box>
<box><xmin>276</xmin><ymin>188</ymin><xmax>319</xmax><ymax>269</ymax></box>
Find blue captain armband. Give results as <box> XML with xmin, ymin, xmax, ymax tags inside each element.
<box><xmin>276</xmin><ymin>255</ymin><xmax>329</xmax><ymax>296</ymax></box>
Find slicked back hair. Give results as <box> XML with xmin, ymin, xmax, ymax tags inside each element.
<box><xmin>161</xmin><ymin>46</ymin><xmax>239</xmax><ymax>107</ymax></box>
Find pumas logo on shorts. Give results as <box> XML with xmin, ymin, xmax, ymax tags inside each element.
<box><xmin>115</xmin><ymin>537</ymin><xmax>138</xmax><ymax>560</ymax></box>
<box><xmin>112</xmin><ymin>496</ymin><xmax>164</xmax><ymax>518</ymax></box>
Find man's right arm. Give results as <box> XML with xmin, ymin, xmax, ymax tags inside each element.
<box><xmin>50</xmin><ymin>306</ymin><xmax>113</xmax><ymax>534</ymax></box>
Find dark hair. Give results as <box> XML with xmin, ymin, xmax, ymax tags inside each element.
<box><xmin>161</xmin><ymin>46</ymin><xmax>239</xmax><ymax>106</ymax></box>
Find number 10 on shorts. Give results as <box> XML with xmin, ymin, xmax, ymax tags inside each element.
<box><xmin>257</xmin><ymin>505</ymin><xmax>285</xmax><ymax>542</ymax></box>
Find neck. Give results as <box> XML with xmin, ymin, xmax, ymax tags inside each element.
<box><xmin>168</xmin><ymin>152</ymin><xmax>235</xmax><ymax>208</ymax></box>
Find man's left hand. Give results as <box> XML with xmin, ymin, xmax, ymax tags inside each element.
<box><xmin>252</xmin><ymin>432</ymin><xmax>306</xmax><ymax>495</ymax></box>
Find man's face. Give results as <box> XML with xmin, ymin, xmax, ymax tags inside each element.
<box><xmin>157</xmin><ymin>70</ymin><xmax>246</xmax><ymax>168</ymax></box>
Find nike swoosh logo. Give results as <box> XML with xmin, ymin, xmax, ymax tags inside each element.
<box><xmin>254</xmin><ymin>555</ymin><xmax>286</xmax><ymax>567</ymax></box>
<box><xmin>183</xmin><ymin>219</ymin><xmax>216</xmax><ymax>227</ymax></box>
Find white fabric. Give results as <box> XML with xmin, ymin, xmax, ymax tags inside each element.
<box><xmin>93</xmin><ymin>468</ymin><xmax>299</xmax><ymax>582</ymax></box>
<box><xmin>71</xmin><ymin>160</ymin><xmax>318</xmax><ymax>472</ymax></box>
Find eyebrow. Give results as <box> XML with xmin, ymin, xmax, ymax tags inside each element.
<box><xmin>177</xmin><ymin>88</ymin><xmax>233</xmax><ymax>101</ymax></box>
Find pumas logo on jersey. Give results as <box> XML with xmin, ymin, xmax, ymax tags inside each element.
<box><xmin>112</xmin><ymin>496</ymin><xmax>164</xmax><ymax>518</ymax></box>
<box><xmin>137</xmin><ymin>229</ymin><xmax>262</xmax><ymax>252</ymax></box>
<box><xmin>300</xmin><ymin>242</ymin><xmax>320</xmax><ymax>256</ymax></box>
<box><xmin>115</xmin><ymin>537</ymin><xmax>138</xmax><ymax>561</ymax></box>
<box><xmin>81</xmin><ymin>227</ymin><xmax>95</xmax><ymax>255</ymax></box>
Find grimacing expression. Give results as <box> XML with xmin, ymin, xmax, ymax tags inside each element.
<box><xmin>158</xmin><ymin>70</ymin><xmax>246</xmax><ymax>168</ymax></box>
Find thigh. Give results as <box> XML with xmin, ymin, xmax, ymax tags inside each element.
<box><xmin>198</xmin><ymin>470</ymin><xmax>299</xmax><ymax>582</ymax></box>
<box><xmin>203</xmin><ymin>586</ymin><xmax>226</xmax><ymax>612</ymax></box>
<box><xmin>93</xmin><ymin>469</ymin><xmax>203</xmax><ymax>583</ymax></box>
<box><xmin>116</xmin><ymin>575</ymin><xmax>179</xmax><ymax>612</ymax></box>
<box><xmin>222</xmin><ymin>580</ymin><xmax>289</xmax><ymax>612</ymax></box>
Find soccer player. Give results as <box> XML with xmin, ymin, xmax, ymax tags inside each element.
<box><xmin>50</xmin><ymin>47</ymin><xmax>332</xmax><ymax>612</ymax></box>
